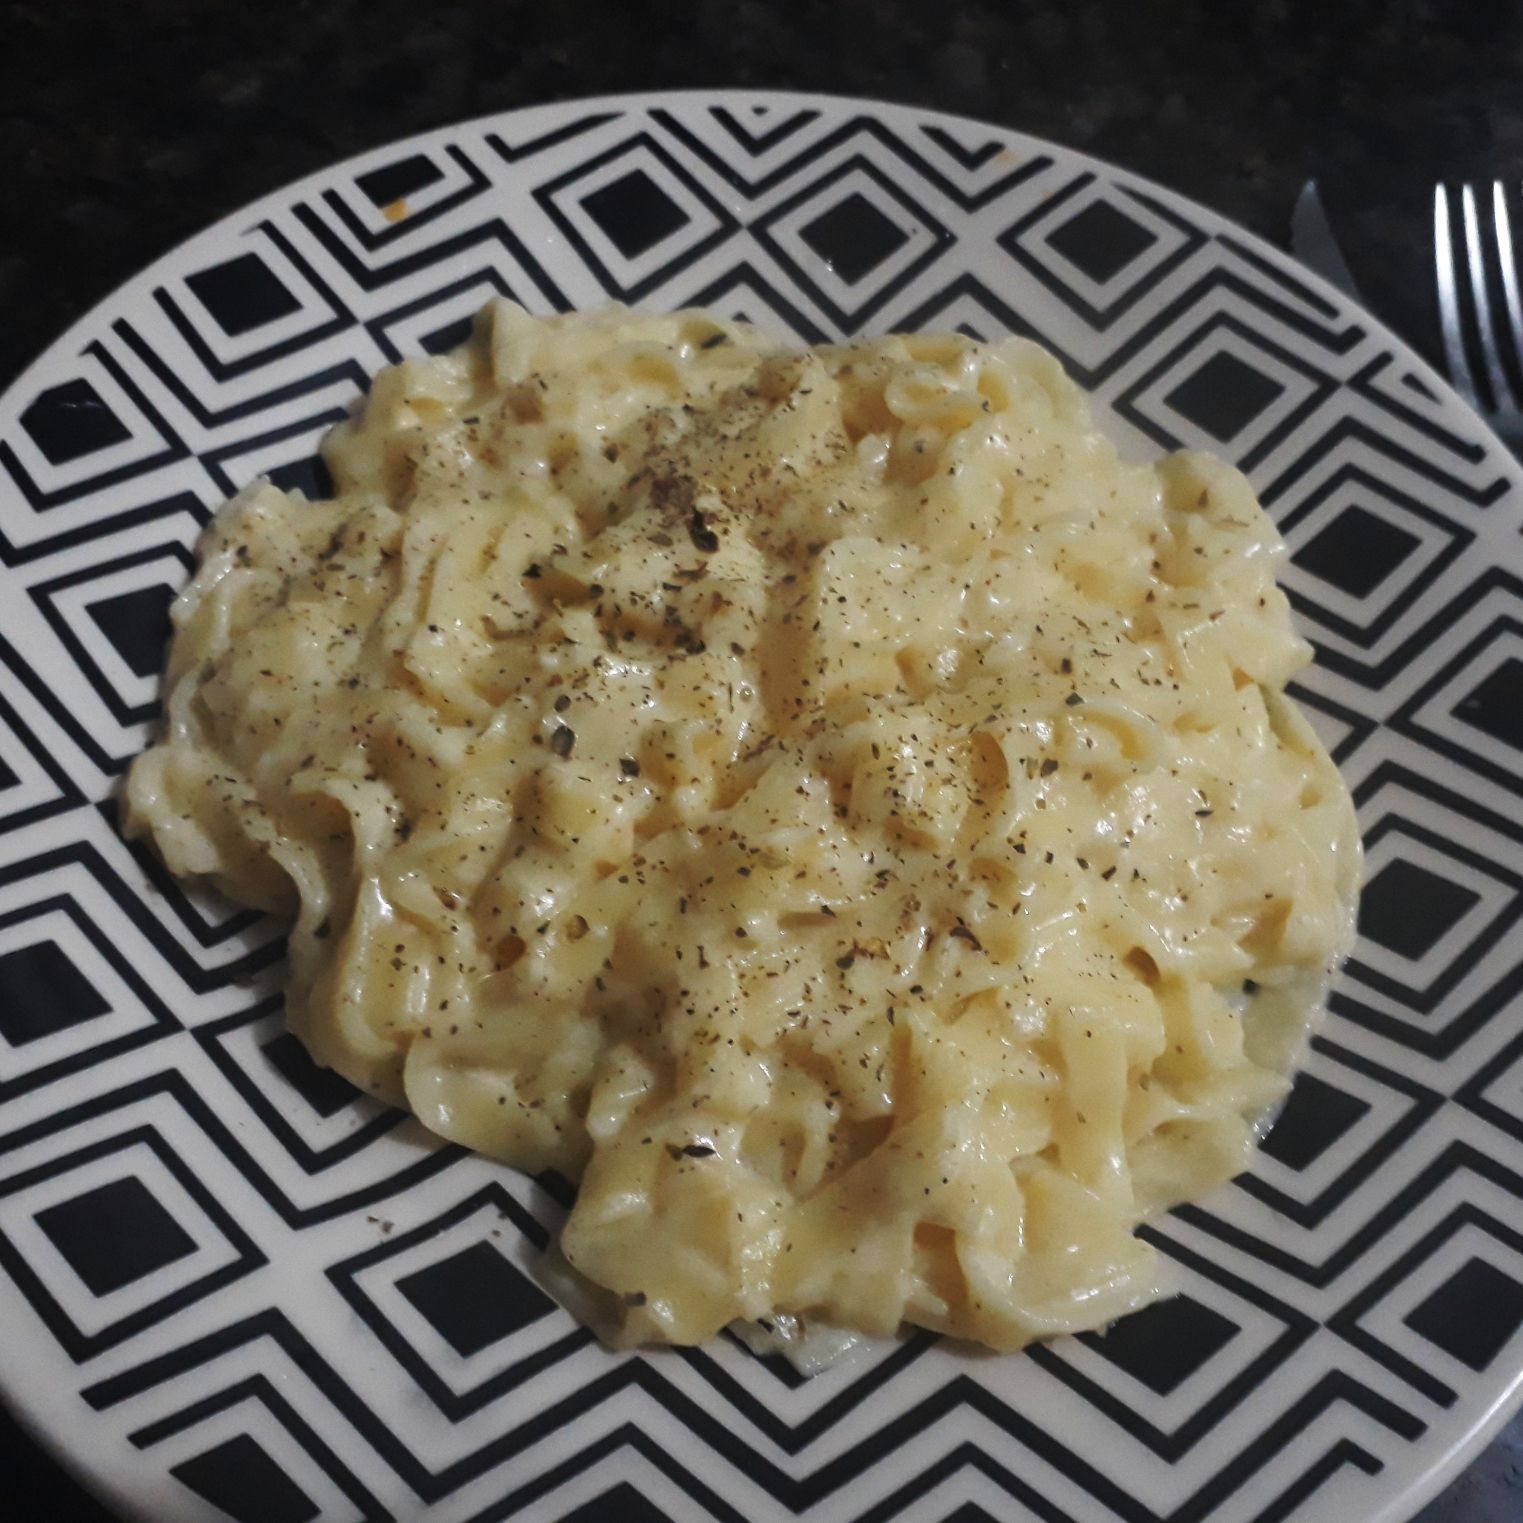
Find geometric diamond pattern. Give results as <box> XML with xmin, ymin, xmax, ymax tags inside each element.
<box><xmin>34</xmin><ymin>1176</ymin><xmax>197</xmax><ymax>1297</ymax></box>
<box><xmin>581</xmin><ymin>169</ymin><xmax>691</xmax><ymax>261</ymax></box>
<box><xmin>262</xmin><ymin>451</ymin><xmax>335</xmax><ymax>502</ymax></box>
<box><xmin>0</xmin><ymin>679</ymin><xmax>82</xmax><ymax>833</ymax></box>
<box><xmin>1405</xmin><ymin>1256</ymin><xmax>1523</xmax><ymax>1373</ymax></box>
<box><xmin>996</xmin><ymin>177</ymin><xmax>1207</xmax><ymax>345</ymax></box>
<box><xmin>1277</xmin><ymin>464</ymin><xmax>1476</xmax><ymax>677</ymax></box>
<box><xmin>1114</xmin><ymin>315</ymin><xmax>1338</xmax><ymax>473</ymax></box>
<box><xmin>1454</xmin><ymin>655</ymin><xmax>1523</xmax><ymax>754</ymax></box>
<box><xmin>534</xmin><ymin>133</ymin><xmax>738</xmax><ymax>304</ymax></box>
<box><xmin>186</xmin><ymin>253</ymin><xmax>303</xmax><ymax>339</ymax></box>
<box><xmin>1046</xmin><ymin>199</ymin><xmax>1159</xmax><ymax>284</ymax></box>
<box><xmin>1079</xmin><ymin>1294</ymin><xmax>1239</xmax><ymax>1396</ymax></box>
<box><xmin>1391</xmin><ymin>581</ymin><xmax>1523</xmax><ymax>798</ymax></box>
<box><xmin>753</xmin><ymin>151</ymin><xmax>953</xmax><ymax>331</ymax></box>
<box><xmin>0</xmin><ymin>939</ymin><xmax>110</xmax><ymax>1048</ymax></box>
<box><xmin>20</xmin><ymin>379</ymin><xmax>132</xmax><ymax>467</ymax></box>
<box><xmin>1258</xmin><ymin>1071</ymin><xmax>1373</xmax><ymax>1172</ymax></box>
<box><xmin>561</xmin><ymin>1482</ymin><xmax>673</xmax><ymax>1523</ymax></box>
<box><xmin>259</xmin><ymin>1032</ymin><xmax>363</xmax><ymax>1119</ymax></box>
<box><xmin>85</xmin><ymin>583</ymin><xmax>177</xmax><ymax>682</ymax></box>
<box><xmin>396</xmin><ymin>1240</ymin><xmax>556</xmax><ymax>1358</ymax></box>
<box><xmin>170</xmin><ymin>1433</ymin><xmax>319</xmax><ymax>1523</ymax></box>
<box><xmin>1290</xmin><ymin>504</ymin><xmax>1421</xmax><ymax>600</ymax></box>
<box><xmin>29</xmin><ymin>541</ymin><xmax>197</xmax><ymax>741</ymax></box>
<box><xmin>1</xmin><ymin>90</ymin><xmax>1522</xmax><ymax>1523</ymax></box>
<box><xmin>799</xmin><ymin>192</ymin><xmax>911</xmax><ymax>285</ymax></box>
<box><xmin>1163</xmin><ymin>350</ymin><xmax>1287</xmax><ymax>444</ymax></box>
<box><xmin>1358</xmin><ymin>857</ymin><xmax>1483</xmax><ymax>961</ymax></box>
<box><xmin>356</xmin><ymin>153</ymin><xmax>446</xmax><ymax>210</ymax></box>
<box><xmin>3</xmin><ymin>345</ymin><xmax>186</xmax><ymax>524</ymax></box>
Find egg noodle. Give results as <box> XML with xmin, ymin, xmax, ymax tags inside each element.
<box><xmin>127</xmin><ymin>302</ymin><xmax>1359</xmax><ymax>1351</ymax></box>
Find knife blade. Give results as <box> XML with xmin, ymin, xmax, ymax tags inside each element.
<box><xmin>1290</xmin><ymin>180</ymin><xmax>1364</xmax><ymax>304</ymax></box>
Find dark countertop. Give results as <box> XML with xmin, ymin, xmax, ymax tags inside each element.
<box><xmin>3</xmin><ymin>2</ymin><xmax>1522</xmax><ymax>1519</ymax></box>
<box><xmin>6</xmin><ymin>0</ymin><xmax>1523</xmax><ymax>396</ymax></box>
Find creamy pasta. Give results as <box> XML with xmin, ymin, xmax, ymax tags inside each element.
<box><xmin>126</xmin><ymin>302</ymin><xmax>1359</xmax><ymax>1351</ymax></box>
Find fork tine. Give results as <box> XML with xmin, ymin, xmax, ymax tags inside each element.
<box><xmin>1490</xmin><ymin>180</ymin><xmax>1523</xmax><ymax>404</ymax></box>
<box><xmin>1435</xmin><ymin>183</ymin><xmax>1483</xmax><ymax>408</ymax></box>
<box><xmin>1462</xmin><ymin>181</ymin><xmax>1516</xmax><ymax>412</ymax></box>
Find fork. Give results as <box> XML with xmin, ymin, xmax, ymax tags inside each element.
<box><xmin>1434</xmin><ymin>180</ymin><xmax>1523</xmax><ymax>448</ymax></box>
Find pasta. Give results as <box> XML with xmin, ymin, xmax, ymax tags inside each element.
<box><xmin>126</xmin><ymin>302</ymin><xmax>1360</xmax><ymax>1352</ymax></box>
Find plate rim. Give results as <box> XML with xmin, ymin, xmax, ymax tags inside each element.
<box><xmin>2</xmin><ymin>85</ymin><xmax>1521</xmax><ymax>1523</ymax></box>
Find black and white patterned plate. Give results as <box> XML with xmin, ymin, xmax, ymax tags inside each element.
<box><xmin>1</xmin><ymin>90</ymin><xmax>1521</xmax><ymax>1523</ymax></box>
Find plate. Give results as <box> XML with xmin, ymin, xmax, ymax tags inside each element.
<box><xmin>2</xmin><ymin>90</ymin><xmax>1521</xmax><ymax>1523</ymax></box>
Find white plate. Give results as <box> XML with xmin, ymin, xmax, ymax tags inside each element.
<box><xmin>2</xmin><ymin>90</ymin><xmax>1521</xmax><ymax>1523</ymax></box>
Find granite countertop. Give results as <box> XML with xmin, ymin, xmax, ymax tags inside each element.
<box><xmin>3</xmin><ymin>2</ymin><xmax>1523</xmax><ymax>1518</ymax></box>
<box><xmin>6</xmin><ymin>0</ymin><xmax>1523</xmax><ymax>395</ymax></box>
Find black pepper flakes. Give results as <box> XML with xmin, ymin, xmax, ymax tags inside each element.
<box><xmin>688</xmin><ymin>510</ymin><xmax>720</xmax><ymax>553</ymax></box>
<box><xmin>550</xmin><ymin>725</ymin><xmax>576</xmax><ymax>757</ymax></box>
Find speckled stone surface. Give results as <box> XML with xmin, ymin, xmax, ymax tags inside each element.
<box><xmin>3</xmin><ymin>2</ymin><xmax>1522</xmax><ymax>1518</ymax></box>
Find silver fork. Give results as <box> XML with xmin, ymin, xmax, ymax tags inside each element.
<box><xmin>1434</xmin><ymin>180</ymin><xmax>1523</xmax><ymax>446</ymax></box>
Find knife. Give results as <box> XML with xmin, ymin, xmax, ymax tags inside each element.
<box><xmin>1290</xmin><ymin>180</ymin><xmax>1364</xmax><ymax>305</ymax></box>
